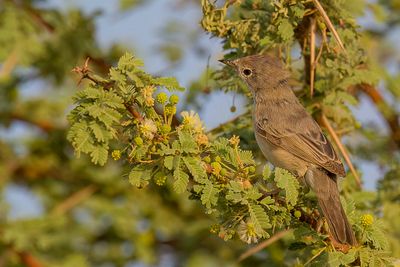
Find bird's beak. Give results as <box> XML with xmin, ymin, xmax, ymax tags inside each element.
<box><xmin>219</xmin><ymin>59</ymin><xmax>235</xmax><ymax>67</ymax></box>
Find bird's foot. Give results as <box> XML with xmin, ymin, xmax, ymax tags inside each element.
<box><xmin>329</xmin><ymin>236</ymin><xmax>352</xmax><ymax>253</ymax></box>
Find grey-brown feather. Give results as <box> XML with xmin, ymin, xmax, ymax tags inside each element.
<box><xmin>229</xmin><ymin>54</ymin><xmax>355</xmax><ymax>245</ymax></box>
<box><xmin>305</xmin><ymin>167</ymin><xmax>357</xmax><ymax>245</ymax></box>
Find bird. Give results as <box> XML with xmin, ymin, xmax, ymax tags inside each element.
<box><xmin>220</xmin><ymin>54</ymin><xmax>357</xmax><ymax>246</ymax></box>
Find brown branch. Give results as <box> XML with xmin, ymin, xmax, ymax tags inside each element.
<box><xmin>309</xmin><ymin>17</ymin><xmax>316</xmax><ymax>97</ymax></box>
<box><xmin>238</xmin><ymin>229</ymin><xmax>292</xmax><ymax>262</ymax></box>
<box><xmin>356</xmin><ymin>83</ymin><xmax>400</xmax><ymax>148</ymax></box>
<box><xmin>312</xmin><ymin>0</ymin><xmax>345</xmax><ymax>52</ymax></box>
<box><xmin>0</xmin><ymin>48</ymin><xmax>18</xmax><ymax>78</ymax></box>
<box><xmin>16</xmin><ymin>251</ymin><xmax>44</xmax><ymax>267</ymax></box>
<box><xmin>124</xmin><ymin>103</ymin><xmax>143</xmax><ymax>122</ymax></box>
<box><xmin>51</xmin><ymin>185</ymin><xmax>97</xmax><ymax>215</ymax></box>
<box><xmin>207</xmin><ymin>111</ymin><xmax>250</xmax><ymax>134</ymax></box>
<box><xmin>320</xmin><ymin>114</ymin><xmax>362</xmax><ymax>188</ymax></box>
<box><xmin>7</xmin><ymin>112</ymin><xmax>59</xmax><ymax>132</ymax></box>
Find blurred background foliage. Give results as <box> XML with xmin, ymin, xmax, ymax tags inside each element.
<box><xmin>0</xmin><ymin>0</ymin><xmax>399</xmax><ymax>266</ymax></box>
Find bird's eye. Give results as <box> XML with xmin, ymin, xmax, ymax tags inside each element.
<box><xmin>243</xmin><ymin>68</ymin><xmax>252</xmax><ymax>76</ymax></box>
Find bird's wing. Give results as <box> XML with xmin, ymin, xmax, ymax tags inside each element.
<box><xmin>256</xmin><ymin>118</ymin><xmax>345</xmax><ymax>176</ymax></box>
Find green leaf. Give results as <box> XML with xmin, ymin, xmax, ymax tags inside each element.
<box><xmin>102</xmin><ymin>91</ymin><xmax>125</xmax><ymax>109</ymax></box>
<box><xmin>109</xmin><ymin>67</ymin><xmax>126</xmax><ymax>83</ymax></box>
<box><xmin>201</xmin><ymin>181</ymin><xmax>219</xmax><ymax>210</ymax></box>
<box><xmin>164</xmin><ymin>156</ymin><xmax>174</xmax><ymax>170</ymax></box>
<box><xmin>82</xmin><ymin>87</ymin><xmax>101</xmax><ymax>99</ymax></box>
<box><xmin>117</xmin><ymin>52</ymin><xmax>144</xmax><ymax>69</ymax></box>
<box><xmin>274</xmin><ymin>168</ymin><xmax>300</xmax><ymax>206</ymax></box>
<box><xmin>238</xmin><ymin>150</ymin><xmax>255</xmax><ymax>165</ymax></box>
<box><xmin>89</xmin><ymin>122</ymin><xmax>105</xmax><ymax>142</ymax></box>
<box><xmin>291</xmin><ymin>5</ymin><xmax>305</xmax><ymax>18</ymax></box>
<box><xmin>262</xmin><ymin>165</ymin><xmax>271</xmax><ymax>180</ymax></box>
<box><xmin>86</xmin><ymin>104</ymin><xmax>103</xmax><ymax>119</ymax></box>
<box><xmin>178</xmin><ymin>130</ymin><xmax>197</xmax><ymax>153</ymax></box>
<box><xmin>328</xmin><ymin>249</ymin><xmax>357</xmax><ymax>267</ymax></box>
<box><xmin>129</xmin><ymin>166</ymin><xmax>151</xmax><ymax>188</ymax></box>
<box><xmin>183</xmin><ymin>156</ymin><xmax>207</xmax><ymax>183</ymax></box>
<box><xmin>153</xmin><ymin>77</ymin><xmax>184</xmax><ymax>91</ymax></box>
<box><xmin>69</xmin><ymin>122</ymin><xmax>94</xmax><ymax>154</ymax></box>
<box><xmin>90</xmin><ymin>145</ymin><xmax>108</xmax><ymax>166</ymax></box>
<box><xmin>244</xmin><ymin>188</ymin><xmax>263</xmax><ymax>201</ymax></box>
<box><xmin>277</xmin><ymin>19</ymin><xmax>294</xmax><ymax>42</ymax></box>
<box><xmin>173</xmin><ymin>167</ymin><xmax>189</xmax><ymax>193</ymax></box>
<box><xmin>248</xmin><ymin>203</ymin><xmax>271</xmax><ymax>236</ymax></box>
<box><xmin>260</xmin><ymin>196</ymin><xmax>275</xmax><ymax>207</ymax></box>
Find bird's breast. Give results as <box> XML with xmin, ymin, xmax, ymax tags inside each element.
<box><xmin>254</xmin><ymin>130</ymin><xmax>309</xmax><ymax>178</ymax></box>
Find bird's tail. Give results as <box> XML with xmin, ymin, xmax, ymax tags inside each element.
<box><xmin>305</xmin><ymin>167</ymin><xmax>357</xmax><ymax>246</ymax></box>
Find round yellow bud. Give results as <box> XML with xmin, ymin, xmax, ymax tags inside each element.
<box><xmin>361</xmin><ymin>214</ymin><xmax>374</xmax><ymax>227</ymax></box>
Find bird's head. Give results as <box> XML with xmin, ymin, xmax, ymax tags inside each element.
<box><xmin>219</xmin><ymin>54</ymin><xmax>291</xmax><ymax>95</ymax></box>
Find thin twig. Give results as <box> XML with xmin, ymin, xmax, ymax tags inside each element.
<box><xmin>320</xmin><ymin>114</ymin><xmax>362</xmax><ymax>188</ymax></box>
<box><xmin>312</xmin><ymin>0</ymin><xmax>345</xmax><ymax>52</ymax></box>
<box><xmin>0</xmin><ymin>48</ymin><xmax>18</xmax><ymax>78</ymax></box>
<box><xmin>315</xmin><ymin>38</ymin><xmax>325</xmax><ymax>65</ymax></box>
<box><xmin>207</xmin><ymin>111</ymin><xmax>250</xmax><ymax>134</ymax></box>
<box><xmin>7</xmin><ymin>112</ymin><xmax>58</xmax><ymax>132</ymax></box>
<box><xmin>310</xmin><ymin>17</ymin><xmax>316</xmax><ymax>97</ymax></box>
<box><xmin>51</xmin><ymin>185</ymin><xmax>97</xmax><ymax>215</ymax></box>
<box><xmin>304</xmin><ymin>246</ymin><xmax>326</xmax><ymax>266</ymax></box>
<box><xmin>238</xmin><ymin>229</ymin><xmax>292</xmax><ymax>262</ymax></box>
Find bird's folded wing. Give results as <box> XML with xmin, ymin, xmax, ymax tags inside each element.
<box><xmin>256</xmin><ymin>121</ymin><xmax>345</xmax><ymax>176</ymax></box>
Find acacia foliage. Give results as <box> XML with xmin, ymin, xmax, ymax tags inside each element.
<box><xmin>67</xmin><ymin>49</ymin><xmax>392</xmax><ymax>265</ymax></box>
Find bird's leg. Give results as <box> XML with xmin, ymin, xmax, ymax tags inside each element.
<box><xmin>328</xmin><ymin>236</ymin><xmax>352</xmax><ymax>253</ymax></box>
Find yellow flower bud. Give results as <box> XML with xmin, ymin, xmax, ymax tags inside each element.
<box><xmin>111</xmin><ymin>150</ymin><xmax>121</xmax><ymax>160</ymax></box>
<box><xmin>361</xmin><ymin>214</ymin><xmax>374</xmax><ymax>227</ymax></box>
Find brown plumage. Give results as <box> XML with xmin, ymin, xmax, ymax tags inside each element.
<box><xmin>220</xmin><ymin>54</ymin><xmax>357</xmax><ymax>246</ymax></box>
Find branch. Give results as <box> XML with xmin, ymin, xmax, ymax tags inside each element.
<box><xmin>16</xmin><ymin>251</ymin><xmax>44</xmax><ymax>267</ymax></box>
<box><xmin>356</xmin><ymin>83</ymin><xmax>400</xmax><ymax>148</ymax></box>
<box><xmin>238</xmin><ymin>229</ymin><xmax>292</xmax><ymax>262</ymax></box>
<box><xmin>309</xmin><ymin>17</ymin><xmax>316</xmax><ymax>97</ymax></box>
<box><xmin>207</xmin><ymin>111</ymin><xmax>250</xmax><ymax>135</ymax></box>
<box><xmin>7</xmin><ymin>112</ymin><xmax>59</xmax><ymax>132</ymax></box>
<box><xmin>51</xmin><ymin>185</ymin><xmax>97</xmax><ymax>215</ymax></box>
<box><xmin>312</xmin><ymin>0</ymin><xmax>345</xmax><ymax>52</ymax></box>
<box><xmin>0</xmin><ymin>48</ymin><xmax>18</xmax><ymax>78</ymax></box>
<box><xmin>320</xmin><ymin>114</ymin><xmax>362</xmax><ymax>188</ymax></box>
